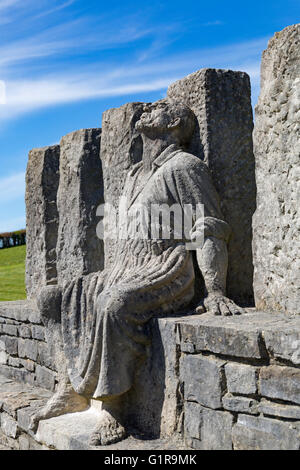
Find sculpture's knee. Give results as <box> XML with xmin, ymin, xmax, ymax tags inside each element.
<box><xmin>97</xmin><ymin>288</ymin><xmax>130</xmax><ymax>322</ymax></box>
<box><xmin>37</xmin><ymin>285</ymin><xmax>63</xmax><ymax>326</ymax></box>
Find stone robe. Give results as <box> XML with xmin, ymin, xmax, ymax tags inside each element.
<box><xmin>61</xmin><ymin>144</ymin><xmax>230</xmax><ymax>399</ymax></box>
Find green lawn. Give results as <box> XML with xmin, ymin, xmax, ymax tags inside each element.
<box><xmin>0</xmin><ymin>245</ymin><xmax>26</xmax><ymax>301</ymax></box>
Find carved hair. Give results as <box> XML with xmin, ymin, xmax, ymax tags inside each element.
<box><xmin>137</xmin><ymin>99</ymin><xmax>196</xmax><ymax>146</ymax></box>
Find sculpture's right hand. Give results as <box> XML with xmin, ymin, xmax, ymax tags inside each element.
<box><xmin>37</xmin><ymin>285</ymin><xmax>63</xmax><ymax>326</ymax></box>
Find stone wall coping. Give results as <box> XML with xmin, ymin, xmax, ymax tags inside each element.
<box><xmin>0</xmin><ymin>301</ymin><xmax>40</xmax><ymax>325</ymax></box>
<box><xmin>173</xmin><ymin>310</ymin><xmax>300</xmax><ymax>363</ymax></box>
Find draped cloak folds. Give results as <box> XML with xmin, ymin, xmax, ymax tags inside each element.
<box><xmin>61</xmin><ymin>144</ymin><xmax>231</xmax><ymax>399</ymax></box>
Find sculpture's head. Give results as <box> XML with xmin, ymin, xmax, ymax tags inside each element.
<box><xmin>135</xmin><ymin>99</ymin><xmax>195</xmax><ymax>147</ymax></box>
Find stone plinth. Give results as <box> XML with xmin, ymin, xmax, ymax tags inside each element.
<box><xmin>168</xmin><ymin>69</ymin><xmax>256</xmax><ymax>306</ymax></box>
<box><xmin>25</xmin><ymin>145</ymin><xmax>60</xmax><ymax>299</ymax></box>
<box><xmin>253</xmin><ymin>24</ymin><xmax>300</xmax><ymax>315</ymax></box>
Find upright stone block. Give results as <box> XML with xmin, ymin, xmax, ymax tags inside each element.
<box><xmin>25</xmin><ymin>146</ymin><xmax>60</xmax><ymax>299</ymax></box>
<box><xmin>101</xmin><ymin>103</ymin><xmax>145</xmax><ymax>268</ymax></box>
<box><xmin>168</xmin><ymin>69</ymin><xmax>256</xmax><ymax>305</ymax></box>
<box><xmin>126</xmin><ymin>317</ymin><xmax>181</xmax><ymax>438</ymax></box>
<box><xmin>253</xmin><ymin>24</ymin><xmax>300</xmax><ymax>315</ymax></box>
<box><xmin>56</xmin><ymin>129</ymin><xmax>104</xmax><ymax>286</ymax></box>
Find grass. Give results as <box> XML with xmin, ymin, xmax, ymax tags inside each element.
<box><xmin>0</xmin><ymin>245</ymin><xmax>26</xmax><ymax>301</ymax></box>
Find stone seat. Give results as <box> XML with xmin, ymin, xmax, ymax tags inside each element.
<box><xmin>1</xmin><ymin>300</ymin><xmax>300</xmax><ymax>450</ymax></box>
<box><xmin>0</xmin><ymin>374</ymin><xmax>189</xmax><ymax>450</ymax></box>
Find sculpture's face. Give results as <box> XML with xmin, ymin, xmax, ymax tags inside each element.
<box><xmin>136</xmin><ymin>103</ymin><xmax>173</xmax><ymax>134</ymax></box>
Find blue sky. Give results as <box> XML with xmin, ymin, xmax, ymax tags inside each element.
<box><xmin>0</xmin><ymin>0</ymin><xmax>299</xmax><ymax>232</ymax></box>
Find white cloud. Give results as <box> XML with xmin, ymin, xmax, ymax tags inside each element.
<box><xmin>0</xmin><ymin>172</ymin><xmax>25</xmax><ymax>203</ymax></box>
<box><xmin>32</xmin><ymin>0</ymin><xmax>76</xmax><ymax>19</ymax></box>
<box><xmin>0</xmin><ymin>35</ymin><xmax>265</xmax><ymax>122</ymax></box>
<box><xmin>0</xmin><ymin>0</ymin><xmax>22</xmax><ymax>10</ymax></box>
<box><xmin>202</xmin><ymin>20</ymin><xmax>224</xmax><ymax>26</ymax></box>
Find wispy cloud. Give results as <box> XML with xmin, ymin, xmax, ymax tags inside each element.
<box><xmin>32</xmin><ymin>0</ymin><xmax>76</xmax><ymax>20</ymax></box>
<box><xmin>0</xmin><ymin>0</ymin><xmax>22</xmax><ymax>10</ymax></box>
<box><xmin>0</xmin><ymin>34</ymin><xmax>265</xmax><ymax>122</ymax></box>
<box><xmin>0</xmin><ymin>172</ymin><xmax>25</xmax><ymax>203</ymax></box>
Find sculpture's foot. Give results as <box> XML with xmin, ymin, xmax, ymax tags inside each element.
<box><xmin>89</xmin><ymin>408</ymin><xmax>127</xmax><ymax>446</ymax></box>
<box><xmin>30</xmin><ymin>385</ymin><xmax>89</xmax><ymax>432</ymax></box>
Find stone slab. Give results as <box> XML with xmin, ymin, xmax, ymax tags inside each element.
<box><xmin>168</xmin><ymin>68</ymin><xmax>256</xmax><ymax>306</ymax></box>
<box><xmin>222</xmin><ymin>395</ymin><xmax>258</xmax><ymax>415</ymax></box>
<box><xmin>258</xmin><ymin>399</ymin><xmax>300</xmax><ymax>420</ymax></box>
<box><xmin>56</xmin><ymin>129</ymin><xmax>104</xmax><ymax>286</ymax></box>
<box><xmin>25</xmin><ymin>145</ymin><xmax>60</xmax><ymax>299</ymax></box>
<box><xmin>259</xmin><ymin>365</ymin><xmax>300</xmax><ymax>405</ymax></box>
<box><xmin>232</xmin><ymin>414</ymin><xmax>300</xmax><ymax>450</ymax></box>
<box><xmin>185</xmin><ymin>404</ymin><xmax>233</xmax><ymax>450</ymax></box>
<box><xmin>36</xmin><ymin>406</ymin><xmax>189</xmax><ymax>451</ymax></box>
<box><xmin>178</xmin><ymin>311</ymin><xmax>300</xmax><ymax>360</ymax></box>
<box><xmin>127</xmin><ymin>317</ymin><xmax>181</xmax><ymax>438</ymax></box>
<box><xmin>0</xmin><ymin>301</ymin><xmax>40</xmax><ymax>324</ymax></box>
<box><xmin>180</xmin><ymin>354</ymin><xmax>226</xmax><ymax>409</ymax></box>
<box><xmin>253</xmin><ymin>24</ymin><xmax>300</xmax><ymax>315</ymax></box>
<box><xmin>225</xmin><ymin>363</ymin><xmax>258</xmax><ymax>395</ymax></box>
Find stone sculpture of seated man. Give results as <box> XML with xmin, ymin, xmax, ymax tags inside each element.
<box><xmin>31</xmin><ymin>99</ymin><xmax>242</xmax><ymax>446</ymax></box>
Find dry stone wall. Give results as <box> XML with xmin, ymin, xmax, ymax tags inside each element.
<box><xmin>1</xmin><ymin>304</ymin><xmax>299</xmax><ymax>450</ymax></box>
<box><xmin>253</xmin><ymin>24</ymin><xmax>300</xmax><ymax>315</ymax></box>
<box><xmin>178</xmin><ymin>312</ymin><xmax>300</xmax><ymax>450</ymax></box>
<box><xmin>0</xmin><ymin>301</ymin><xmax>57</xmax><ymax>393</ymax></box>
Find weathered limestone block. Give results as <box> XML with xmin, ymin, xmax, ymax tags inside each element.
<box><xmin>127</xmin><ymin>317</ymin><xmax>181</xmax><ymax>438</ymax></box>
<box><xmin>168</xmin><ymin>69</ymin><xmax>256</xmax><ymax>305</ymax></box>
<box><xmin>225</xmin><ymin>363</ymin><xmax>258</xmax><ymax>395</ymax></box>
<box><xmin>222</xmin><ymin>395</ymin><xmax>258</xmax><ymax>414</ymax></box>
<box><xmin>264</xmin><ymin>325</ymin><xmax>300</xmax><ymax>365</ymax></box>
<box><xmin>232</xmin><ymin>414</ymin><xmax>300</xmax><ymax>450</ymax></box>
<box><xmin>35</xmin><ymin>365</ymin><xmax>56</xmax><ymax>392</ymax></box>
<box><xmin>31</xmin><ymin>326</ymin><xmax>45</xmax><ymax>342</ymax></box>
<box><xmin>180</xmin><ymin>354</ymin><xmax>226</xmax><ymax>409</ymax></box>
<box><xmin>0</xmin><ymin>336</ymin><xmax>18</xmax><ymax>356</ymax></box>
<box><xmin>0</xmin><ymin>301</ymin><xmax>41</xmax><ymax>324</ymax></box>
<box><xmin>100</xmin><ymin>103</ymin><xmax>144</xmax><ymax>268</ymax></box>
<box><xmin>0</xmin><ymin>412</ymin><xmax>19</xmax><ymax>439</ymax></box>
<box><xmin>185</xmin><ymin>403</ymin><xmax>233</xmax><ymax>450</ymax></box>
<box><xmin>259</xmin><ymin>365</ymin><xmax>300</xmax><ymax>405</ymax></box>
<box><xmin>56</xmin><ymin>129</ymin><xmax>104</xmax><ymax>286</ymax></box>
<box><xmin>18</xmin><ymin>325</ymin><xmax>31</xmax><ymax>339</ymax></box>
<box><xmin>1</xmin><ymin>324</ymin><xmax>18</xmax><ymax>336</ymax></box>
<box><xmin>258</xmin><ymin>399</ymin><xmax>300</xmax><ymax>420</ymax></box>
<box><xmin>0</xmin><ymin>351</ymin><xmax>7</xmax><ymax>365</ymax></box>
<box><xmin>18</xmin><ymin>339</ymin><xmax>38</xmax><ymax>362</ymax></box>
<box><xmin>179</xmin><ymin>312</ymin><xmax>264</xmax><ymax>359</ymax></box>
<box><xmin>25</xmin><ymin>145</ymin><xmax>60</xmax><ymax>299</ymax></box>
<box><xmin>253</xmin><ymin>24</ymin><xmax>300</xmax><ymax>315</ymax></box>
<box><xmin>184</xmin><ymin>401</ymin><xmax>202</xmax><ymax>440</ymax></box>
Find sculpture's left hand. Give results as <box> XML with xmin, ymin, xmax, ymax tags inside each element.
<box><xmin>196</xmin><ymin>293</ymin><xmax>242</xmax><ymax>316</ymax></box>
